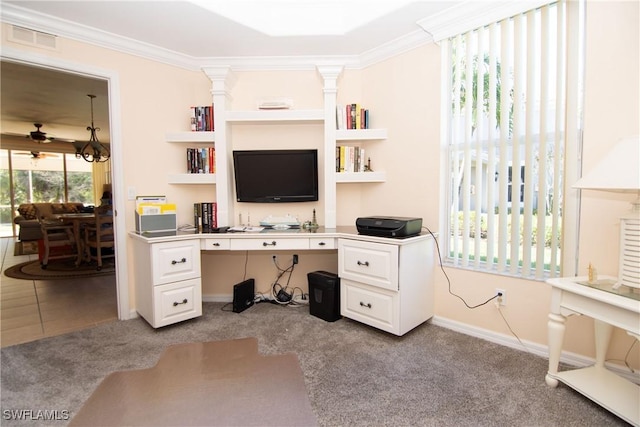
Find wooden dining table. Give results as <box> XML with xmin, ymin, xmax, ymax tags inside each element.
<box><xmin>55</xmin><ymin>212</ymin><xmax>96</xmax><ymax>266</ymax></box>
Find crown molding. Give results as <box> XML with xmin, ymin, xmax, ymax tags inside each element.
<box><xmin>1</xmin><ymin>3</ymin><xmax>202</xmax><ymax>71</ymax></box>
<box><xmin>1</xmin><ymin>3</ymin><xmax>436</xmax><ymax>72</ymax></box>
<box><xmin>358</xmin><ymin>28</ymin><xmax>433</xmax><ymax>69</ymax></box>
<box><xmin>417</xmin><ymin>0</ymin><xmax>553</xmax><ymax>41</ymax></box>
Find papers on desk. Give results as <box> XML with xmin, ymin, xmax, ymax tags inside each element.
<box><xmin>135</xmin><ymin>196</ymin><xmax>177</xmax><ymax>232</ymax></box>
<box><xmin>229</xmin><ymin>226</ymin><xmax>265</xmax><ymax>232</ymax></box>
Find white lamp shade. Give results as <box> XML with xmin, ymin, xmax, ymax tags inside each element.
<box><xmin>574</xmin><ymin>135</ymin><xmax>640</xmax><ymax>191</ymax></box>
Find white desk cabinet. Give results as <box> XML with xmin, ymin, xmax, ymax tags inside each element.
<box><xmin>132</xmin><ymin>238</ymin><xmax>202</xmax><ymax>328</ymax></box>
<box><xmin>338</xmin><ymin>235</ymin><xmax>435</xmax><ymax>336</ymax></box>
<box><xmin>129</xmin><ymin>228</ymin><xmax>434</xmax><ymax>332</ymax></box>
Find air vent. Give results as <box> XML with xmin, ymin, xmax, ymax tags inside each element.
<box><xmin>9</xmin><ymin>26</ymin><xmax>58</xmax><ymax>51</ymax></box>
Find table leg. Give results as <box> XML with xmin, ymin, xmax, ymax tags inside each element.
<box><xmin>546</xmin><ymin>312</ymin><xmax>566</xmax><ymax>387</ymax></box>
<box><xmin>594</xmin><ymin>319</ymin><xmax>613</xmax><ymax>369</ymax></box>
<box><xmin>73</xmin><ymin>221</ymin><xmax>83</xmax><ymax>266</ymax></box>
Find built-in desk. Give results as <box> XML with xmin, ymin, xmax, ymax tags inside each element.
<box><xmin>129</xmin><ymin>227</ymin><xmax>435</xmax><ymax>335</ymax></box>
<box><xmin>545</xmin><ymin>276</ymin><xmax>640</xmax><ymax>426</ymax></box>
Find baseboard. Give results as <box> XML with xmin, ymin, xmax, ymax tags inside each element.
<box><xmin>203</xmin><ymin>294</ymin><xmax>233</xmax><ymax>303</ymax></box>
<box><xmin>431</xmin><ymin>315</ymin><xmax>640</xmax><ymax>384</ymax></box>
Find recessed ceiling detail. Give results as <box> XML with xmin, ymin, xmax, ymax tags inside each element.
<box><xmin>189</xmin><ymin>0</ymin><xmax>415</xmax><ymax>36</ymax></box>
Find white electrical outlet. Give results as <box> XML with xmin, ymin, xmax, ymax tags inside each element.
<box><xmin>495</xmin><ymin>288</ymin><xmax>506</xmax><ymax>306</ymax></box>
<box><xmin>127</xmin><ymin>186</ymin><xmax>136</xmax><ymax>201</ymax></box>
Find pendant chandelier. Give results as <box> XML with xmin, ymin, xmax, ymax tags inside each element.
<box><xmin>78</xmin><ymin>94</ymin><xmax>110</xmax><ymax>163</ymax></box>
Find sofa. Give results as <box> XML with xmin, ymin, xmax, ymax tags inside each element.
<box><xmin>14</xmin><ymin>202</ymin><xmax>86</xmax><ymax>241</ymax></box>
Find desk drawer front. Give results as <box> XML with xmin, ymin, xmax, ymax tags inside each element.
<box><xmin>341</xmin><ymin>279</ymin><xmax>397</xmax><ymax>333</ymax></box>
<box><xmin>152</xmin><ymin>240</ymin><xmax>201</xmax><ymax>285</ymax></box>
<box><xmin>202</xmin><ymin>238</ymin><xmax>231</xmax><ymax>250</ymax></box>
<box><xmin>338</xmin><ymin>239</ymin><xmax>398</xmax><ymax>291</ymax></box>
<box><xmin>155</xmin><ymin>278</ymin><xmax>202</xmax><ymax>327</ymax></box>
<box><xmin>310</xmin><ymin>237</ymin><xmax>336</xmax><ymax>250</ymax></box>
<box><xmin>230</xmin><ymin>238</ymin><xmax>309</xmax><ymax>251</ymax></box>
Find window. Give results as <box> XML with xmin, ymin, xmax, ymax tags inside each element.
<box><xmin>444</xmin><ymin>0</ymin><xmax>581</xmax><ymax>279</ymax></box>
<box><xmin>0</xmin><ymin>149</ymin><xmax>94</xmax><ymax>237</ymax></box>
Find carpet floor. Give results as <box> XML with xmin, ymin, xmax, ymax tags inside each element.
<box><xmin>0</xmin><ymin>302</ymin><xmax>629</xmax><ymax>426</ymax></box>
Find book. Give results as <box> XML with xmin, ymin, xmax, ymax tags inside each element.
<box><xmin>186</xmin><ymin>147</ymin><xmax>215</xmax><ymax>174</ymax></box>
<box><xmin>336</xmin><ymin>104</ymin><xmax>369</xmax><ymax>130</ymax></box>
<box><xmin>194</xmin><ymin>202</ymin><xmax>217</xmax><ymax>232</ymax></box>
<box><xmin>193</xmin><ymin>203</ymin><xmax>202</xmax><ymax>232</ymax></box>
<box><xmin>190</xmin><ymin>104</ymin><xmax>215</xmax><ymax>131</ymax></box>
<box><xmin>336</xmin><ymin>145</ymin><xmax>366</xmax><ymax>173</ymax></box>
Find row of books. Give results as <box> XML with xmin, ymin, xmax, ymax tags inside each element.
<box><xmin>186</xmin><ymin>147</ymin><xmax>215</xmax><ymax>174</ymax></box>
<box><xmin>190</xmin><ymin>105</ymin><xmax>214</xmax><ymax>131</ymax></box>
<box><xmin>336</xmin><ymin>145</ymin><xmax>368</xmax><ymax>173</ymax></box>
<box><xmin>336</xmin><ymin>104</ymin><xmax>370</xmax><ymax>130</ymax></box>
<box><xmin>194</xmin><ymin>202</ymin><xmax>217</xmax><ymax>231</ymax></box>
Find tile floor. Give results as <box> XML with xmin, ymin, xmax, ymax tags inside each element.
<box><xmin>0</xmin><ymin>237</ymin><xmax>118</xmax><ymax>348</ymax></box>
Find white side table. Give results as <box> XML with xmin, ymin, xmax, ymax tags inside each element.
<box><xmin>546</xmin><ymin>276</ymin><xmax>640</xmax><ymax>426</ymax></box>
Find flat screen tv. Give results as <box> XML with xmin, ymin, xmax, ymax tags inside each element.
<box><xmin>233</xmin><ymin>149</ymin><xmax>319</xmax><ymax>203</ymax></box>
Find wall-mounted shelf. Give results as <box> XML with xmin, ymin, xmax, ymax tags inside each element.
<box><xmin>336</xmin><ymin>128</ymin><xmax>387</xmax><ymax>141</ymax></box>
<box><xmin>168</xmin><ymin>174</ymin><xmax>216</xmax><ymax>184</ymax></box>
<box><xmin>226</xmin><ymin>109</ymin><xmax>324</xmax><ymax>124</ymax></box>
<box><xmin>336</xmin><ymin>172</ymin><xmax>386</xmax><ymax>183</ymax></box>
<box><xmin>165</xmin><ymin>131</ymin><xmax>215</xmax><ymax>143</ymax></box>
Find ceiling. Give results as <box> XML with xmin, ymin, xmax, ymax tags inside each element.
<box><xmin>3</xmin><ymin>1</ymin><xmax>461</xmax><ymax>58</ymax></box>
<box><xmin>1</xmin><ymin>61</ymin><xmax>110</xmax><ymax>148</ymax></box>
<box><xmin>0</xmin><ymin>0</ymin><xmax>507</xmax><ymax>151</ymax></box>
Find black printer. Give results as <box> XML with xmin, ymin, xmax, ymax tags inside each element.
<box><xmin>356</xmin><ymin>216</ymin><xmax>422</xmax><ymax>238</ymax></box>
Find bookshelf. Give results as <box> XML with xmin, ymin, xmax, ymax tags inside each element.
<box><xmin>336</xmin><ymin>128</ymin><xmax>387</xmax><ymax>141</ymax></box>
<box><xmin>336</xmin><ymin>171</ymin><xmax>386</xmax><ymax>183</ymax></box>
<box><xmin>165</xmin><ymin>131</ymin><xmax>215</xmax><ymax>185</ymax></box>
<box><xmin>336</xmin><ymin>128</ymin><xmax>387</xmax><ymax>184</ymax></box>
<box><xmin>165</xmin><ymin>131</ymin><xmax>215</xmax><ymax>142</ymax></box>
<box><xmin>167</xmin><ymin>65</ymin><xmax>389</xmax><ymax>228</ymax></box>
<box><xmin>226</xmin><ymin>109</ymin><xmax>324</xmax><ymax>123</ymax></box>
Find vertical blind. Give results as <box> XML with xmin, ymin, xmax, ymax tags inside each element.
<box><xmin>447</xmin><ymin>1</ymin><xmax>571</xmax><ymax>279</ymax></box>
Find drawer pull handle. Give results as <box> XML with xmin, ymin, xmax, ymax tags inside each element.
<box><xmin>173</xmin><ymin>299</ymin><xmax>188</xmax><ymax>306</ymax></box>
<box><xmin>263</xmin><ymin>241</ymin><xmax>277</xmax><ymax>247</ymax></box>
<box><xmin>212</xmin><ymin>242</ymin><xmax>220</xmax><ymax>247</ymax></box>
<box><xmin>171</xmin><ymin>258</ymin><xmax>187</xmax><ymax>265</ymax></box>
<box><xmin>359</xmin><ymin>302</ymin><xmax>372</xmax><ymax>309</ymax></box>
<box><xmin>357</xmin><ymin>260</ymin><xmax>370</xmax><ymax>267</ymax></box>
<box><xmin>318</xmin><ymin>242</ymin><xmax>326</xmax><ymax>246</ymax></box>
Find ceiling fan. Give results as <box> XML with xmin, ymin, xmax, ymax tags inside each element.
<box><xmin>29</xmin><ymin>123</ymin><xmax>52</xmax><ymax>142</ymax></box>
<box><xmin>14</xmin><ymin>151</ymin><xmax>60</xmax><ymax>159</ymax></box>
<box><xmin>1</xmin><ymin>123</ymin><xmax>76</xmax><ymax>144</ymax></box>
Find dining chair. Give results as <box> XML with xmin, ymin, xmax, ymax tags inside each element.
<box><xmin>39</xmin><ymin>219</ymin><xmax>77</xmax><ymax>269</ymax></box>
<box><xmin>84</xmin><ymin>205</ymin><xmax>115</xmax><ymax>270</ymax></box>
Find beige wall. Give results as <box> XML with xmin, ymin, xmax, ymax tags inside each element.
<box><xmin>2</xmin><ymin>0</ymin><xmax>637</xmax><ymax>367</ymax></box>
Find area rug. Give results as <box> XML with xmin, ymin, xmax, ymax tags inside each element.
<box><xmin>3</xmin><ymin>259</ymin><xmax>115</xmax><ymax>280</ymax></box>
<box><xmin>13</xmin><ymin>240</ymin><xmax>38</xmax><ymax>256</ymax></box>
<box><xmin>69</xmin><ymin>337</ymin><xmax>317</xmax><ymax>427</ymax></box>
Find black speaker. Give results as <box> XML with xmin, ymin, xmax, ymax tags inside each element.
<box><xmin>233</xmin><ymin>279</ymin><xmax>255</xmax><ymax>313</ymax></box>
<box><xmin>307</xmin><ymin>271</ymin><xmax>341</xmax><ymax>322</ymax></box>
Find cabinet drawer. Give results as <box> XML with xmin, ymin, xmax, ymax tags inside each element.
<box><xmin>154</xmin><ymin>278</ymin><xmax>202</xmax><ymax>327</ymax></box>
<box><xmin>341</xmin><ymin>279</ymin><xmax>397</xmax><ymax>333</ymax></box>
<box><xmin>202</xmin><ymin>238</ymin><xmax>231</xmax><ymax>250</ymax></box>
<box><xmin>338</xmin><ymin>239</ymin><xmax>398</xmax><ymax>291</ymax></box>
<box><xmin>230</xmin><ymin>238</ymin><xmax>309</xmax><ymax>251</ymax></box>
<box><xmin>309</xmin><ymin>237</ymin><xmax>336</xmax><ymax>250</ymax></box>
<box><xmin>151</xmin><ymin>240</ymin><xmax>201</xmax><ymax>285</ymax></box>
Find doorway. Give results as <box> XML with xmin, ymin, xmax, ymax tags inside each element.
<box><xmin>0</xmin><ymin>52</ymin><xmax>129</xmax><ymax>321</ymax></box>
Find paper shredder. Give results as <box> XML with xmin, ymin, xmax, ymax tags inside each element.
<box><xmin>307</xmin><ymin>271</ymin><xmax>341</xmax><ymax>322</ymax></box>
